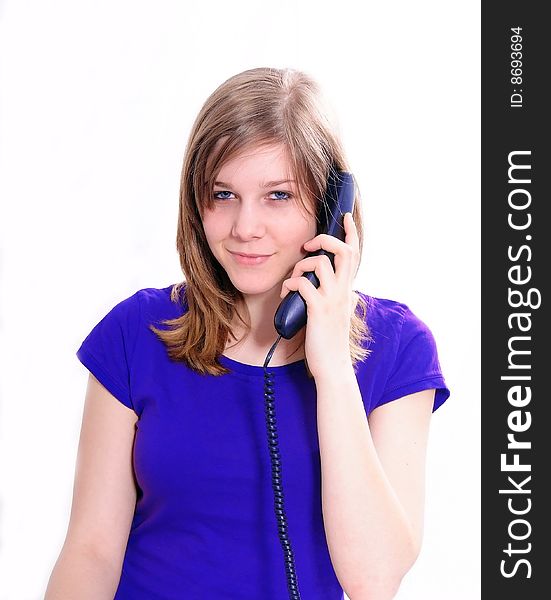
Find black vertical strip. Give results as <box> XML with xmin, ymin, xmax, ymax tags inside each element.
<box><xmin>482</xmin><ymin>2</ymin><xmax>548</xmax><ymax>597</ymax></box>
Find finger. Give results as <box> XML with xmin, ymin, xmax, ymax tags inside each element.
<box><xmin>303</xmin><ymin>233</ymin><xmax>341</xmax><ymax>254</ymax></box>
<box><xmin>304</xmin><ymin>212</ymin><xmax>359</xmax><ymax>255</ymax></box>
<box><xmin>280</xmin><ymin>274</ymin><xmax>318</xmax><ymax>306</ymax></box>
<box><xmin>303</xmin><ymin>236</ymin><xmax>357</xmax><ymax>285</ymax></box>
<box><xmin>342</xmin><ymin>212</ymin><xmax>360</xmax><ymax>282</ymax></box>
<box><xmin>289</xmin><ymin>254</ymin><xmax>334</xmax><ymax>279</ymax></box>
<box><xmin>282</xmin><ymin>255</ymin><xmax>336</xmax><ymax>296</ymax></box>
<box><xmin>344</xmin><ymin>212</ymin><xmax>360</xmax><ymax>255</ymax></box>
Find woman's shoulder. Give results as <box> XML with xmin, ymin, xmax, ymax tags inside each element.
<box><xmin>135</xmin><ymin>282</ymin><xmax>188</xmax><ymax>320</ymax></box>
<box><xmin>354</xmin><ymin>289</ymin><xmax>412</xmax><ymax>330</ymax></box>
<box><xmin>353</xmin><ymin>288</ymin><xmax>438</xmax><ymax>352</ymax></box>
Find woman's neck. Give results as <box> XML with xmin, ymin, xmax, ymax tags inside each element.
<box><xmin>224</xmin><ymin>323</ymin><xmax>306</xmax><ymax>366</ymax></box>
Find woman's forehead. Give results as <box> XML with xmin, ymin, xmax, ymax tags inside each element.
<box><xmin>206</xmin><ymin>141</ymin><xmax>294</xmax><ymax>181</ymax></box>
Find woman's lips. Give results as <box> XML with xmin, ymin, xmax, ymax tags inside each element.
<box><xmin>229</xmin><ymin>251</ymin><xmax>273</xmax><ymax>265</ymax></box>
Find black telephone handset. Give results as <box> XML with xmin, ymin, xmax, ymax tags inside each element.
<box><xmin>263</xmin><ymin>169</ymin><xmax>356</xmax><ymax>600</ymax></box>
<box><xmin>274</xmin><ymin>169</ymin><xmax>356</xmax><ymax>339</ymax></box>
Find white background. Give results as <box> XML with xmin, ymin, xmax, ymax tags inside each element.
<box><xmin>0</xmin><ymin>1</ymin><xmax>480</xmax><ymax>598</ymax></box>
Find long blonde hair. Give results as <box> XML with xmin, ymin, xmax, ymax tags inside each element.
<box><xmin>150</xmin><ymin>67</ymin><xmax>372</xmax><ymax>377</ymax></box>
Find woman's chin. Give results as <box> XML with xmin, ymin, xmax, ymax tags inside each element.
<box><xmin>230</xmin><ymin>276</ymin><xmax>282</xmax><ymax>298</ymax></box>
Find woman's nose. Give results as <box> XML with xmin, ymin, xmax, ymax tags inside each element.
<box><xmin>231</xmin><ymin>203</ymin><xmax>266</xmax><ymax>239</ymax></box>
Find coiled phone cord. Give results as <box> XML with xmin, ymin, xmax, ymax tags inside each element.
<box><xmin>263</xmin><ymin>335</ymin><xmax>302</xmax><ymax>600</ymax></box>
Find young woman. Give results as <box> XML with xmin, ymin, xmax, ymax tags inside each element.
<box><xmin>45</xmin><ymin>67</ymin><xmax>450</xmax><ymax>600</ymax></box>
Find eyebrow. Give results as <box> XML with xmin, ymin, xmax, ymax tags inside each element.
<box><xmin>214</xmin><ymin>179</ymin><xmax>296</xmax><ymax>188</ymax></box>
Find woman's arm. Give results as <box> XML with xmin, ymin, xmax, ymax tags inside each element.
<box><xmin>44</xmin><ymin>541</ymin><xmax>122</xmax><ymax>599</ymax></box>
<box><xmin>315</xmin><ymin>364</ymin><xmax>434</xmax><ymax>600</ymax></box>
<box><xmin>44</xmin><ymin>373</ymin><xmax>138</xmax><ymax>599</ymax></box>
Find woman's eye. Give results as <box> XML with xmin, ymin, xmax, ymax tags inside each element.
<box><xmin>270</xmin><ymin>191</ymin><xmax>292</xmax><ymax>201</ymax></box>
<box><xmin>213</xmin><ymin>190</ymin><xmax>234</xmax><ymax>200</ymax></box>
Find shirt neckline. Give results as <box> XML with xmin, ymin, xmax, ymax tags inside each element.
<box><xmin>218</xmin><ymin>353</ymin><xmax>307</xmax><ymax>377</ymax></box>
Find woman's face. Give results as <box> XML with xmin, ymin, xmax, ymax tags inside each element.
<box><xmin>201</xmin><ymin>143</ymin><xmax>317</xmax><ymax>300</ymax></box>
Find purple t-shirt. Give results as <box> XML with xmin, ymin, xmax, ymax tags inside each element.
<box><xmin>76</xmin><ymin>283</ymin><xmax>450</xmax><ymax>599</ymax></box>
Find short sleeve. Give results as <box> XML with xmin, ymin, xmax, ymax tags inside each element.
<box><xmin>375</xmin><ymin>306</ymin><xmax>450</xmax><ymax>413</ymax></box>
<box><xmin>76</xmin><ymin>291</ymin><xmax>141</xmax><ymax>411</ymax></box>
